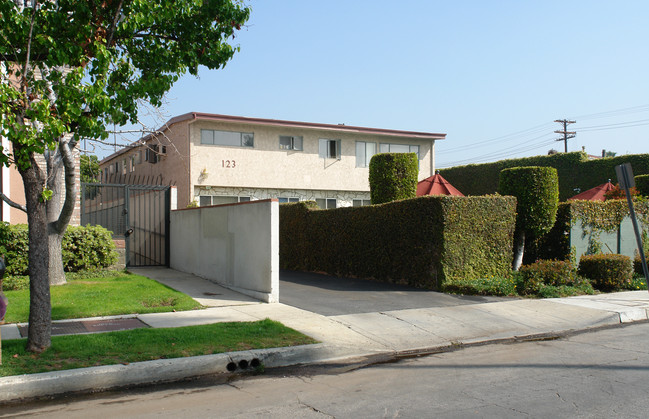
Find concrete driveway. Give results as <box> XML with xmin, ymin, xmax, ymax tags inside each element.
<box><xmin>279</xmin><ymin>270</ymin><xmax>511</xmax><ymax>316</ymax></box>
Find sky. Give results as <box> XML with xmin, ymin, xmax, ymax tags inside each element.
<box><xmin>99</xmin><ymin>0</ymin><xmax>649</xmax><ymax>168</ymax></box>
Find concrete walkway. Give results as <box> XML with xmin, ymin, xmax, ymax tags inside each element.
<box><xmin>1</xmin><ymin>267</ymin><xmax>649</xmax><ymax>403</ymax></box>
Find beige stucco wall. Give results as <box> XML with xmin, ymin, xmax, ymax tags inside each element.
<box><xmin>100</xmin><ymin>116</ymin><xmax>438</xmax><ymax>208</ymax></box>
<box><xmin>188</xmin><ymin>120</ymin><xmax>433</xmax><ymax>195</ymax></box>
<box><xmin>170</xmin><ymin>199</ymin><xmax>279</xmax><ymax>303</ymax></box>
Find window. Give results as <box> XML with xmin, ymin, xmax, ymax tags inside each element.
<box><xmin>353</xmin><ymin>199</ymin><xmax>372</xmax><ymax>207</ymax></box>
<box><xmin>319</xmin><ymin>139</ymin><xmax>341</xmax><ymax>159</ymax></box>
<box><xmin>130</xmin><ymin>155</ymin><xmax>136</xmax><ymax>172</ymax></box>
<box><xmin>201</xmin><ymin>129</ymin><xmax>254</xmax><ymax>148</ymax></box>
<box><xmin>279</xmin><ymin>135</ymin><xmax>303</xmax><ymax>151</ymax></box>
<box><xmin>278</xmin><ymin>197</ymin><xmax>299</xmax><ymax>203</ymax></box>
<box><xmin>315</xmin><ymin>198</ymin><xmax>336</xmax><ymax>209</ymax></box>
<box><xmin>379</xmin><ymin>143</ymin><xmax>420</xmax><ymax>158</ymax></box>
<box><xmin>355</xmin><ymin>141</ymin><xmax>377</xmax><ymax>167</ymax></box>
<box><xmin>146</xmin><ymin>145</ymin><xmax>159</xmax><ymax>164</ymax></box>
<box><xmin>199</xmin><ymin>196</ymin><xmax>250</xmax><ymax>206</ymax></box>
<box><xmin>122</xmin><ymin>159</ymin><xmax>127</xmax><ymax>175</ymax></box>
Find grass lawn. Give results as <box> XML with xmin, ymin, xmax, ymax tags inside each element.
<box><xmin>2</xmin><ymin>272</ymin><xmax>203</xmax><ymax>323</ymax></box>
<box><xmin>0</xmin><ymin>319</ymin><xmax>317</xmax><ymax>377</ymax></box>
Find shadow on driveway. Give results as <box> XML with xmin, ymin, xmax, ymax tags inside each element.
<box><xmin>279</xmin><ymin>270</ymin><xmax>514</xmax><ymax>317</ymax></box>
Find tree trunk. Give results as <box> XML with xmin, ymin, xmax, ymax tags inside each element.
<box><xmin>512</xmin><ymin>228</ymin><xmax>525</xmax><ymax>271</ymax></box>
<box><xmin>47</xmin><ymin>158</ymin><xmax>67</xmax><ymax>286</ymax></box>
<box><xmin>21</xmin><ymin>165</ymin><xmax>52</xmax><ymax>353</ymax></box>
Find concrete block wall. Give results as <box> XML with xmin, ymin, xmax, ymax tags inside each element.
<box><xmin>170</xmin><ymin>199</ymin><xmax>279</xmax><ymax>303</ymax></box>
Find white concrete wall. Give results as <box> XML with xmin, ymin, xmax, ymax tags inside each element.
<box><xmin>170</xmin><ymin>199</ymin><xmax>279</xmax><ymax>303</ymax></box>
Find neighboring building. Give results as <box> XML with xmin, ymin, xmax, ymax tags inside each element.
<box><xmin>0</xmin><ymin>138</ymin><xmax>82</xmax><ymax>225</ymax></box>
<box><xmin>99</xmin><ymin>113</ymin><xmax>446</xmax><ymax>209</ymax></box>
<box><xmin>0</xmin><ymin>138</ymin><xmax>27</xmax><ymax>223</ymax></box>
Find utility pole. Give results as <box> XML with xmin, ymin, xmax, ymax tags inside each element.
<box><xmin>554</xmin><ymin>119</ymin><xmax>576</xmax><ymax>153</ymax></box>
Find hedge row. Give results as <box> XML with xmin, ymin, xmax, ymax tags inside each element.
<box><xmin>525</xmin><ymin>200</ymin><xmax>649</xmax><ymax>263</ymax></box>
<box><xmin>279</xmin><ymin>196</ymin><xmax>516</xmax><ymax>290</ymax></box>
<box><xmin>440</xmin><ymin>152</ymin><xmax>649</xmax><ymax>201</ymax></box>
<box><xmin>0</xmin><ymin>223</ymin><xmax>118</xmax><ymax>275</ymax></box>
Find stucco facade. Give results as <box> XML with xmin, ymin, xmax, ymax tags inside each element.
<box><xmin>100</xmin><ymin>113</ymin><xmax>446</xmax><ymax>209</ymax></box>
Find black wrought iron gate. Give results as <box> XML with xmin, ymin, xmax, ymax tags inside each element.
<box><xmin>80</xmin><ymin>183</ymin><xmax>170</xmax><ymax>267</ymax></box>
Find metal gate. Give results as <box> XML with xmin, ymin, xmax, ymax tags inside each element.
<box><xmin>81</xmin><ymin>183</ymin><xmax>170</xmax><ymax>267</ymax></box>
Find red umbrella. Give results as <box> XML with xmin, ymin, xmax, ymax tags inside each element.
<box><xmin>568</xmin><ymin>181</ymin><xmax>615</xmax><ymax>201</ymax></box>
<box><xmin>417</xmin><ymin>173</ymin><xmax>464</xmax><ymax>196</ymax></box>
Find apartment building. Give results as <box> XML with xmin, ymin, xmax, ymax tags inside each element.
<box><xmin>99</xmin><ymin>113</ymin><xmax>446</xmax><ymax>209</ymax></box>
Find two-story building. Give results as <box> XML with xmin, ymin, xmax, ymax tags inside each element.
<box><xmin>99</xmin><ymin>113</ymin><xmax>446</xmax><ymax>209</ymax></box>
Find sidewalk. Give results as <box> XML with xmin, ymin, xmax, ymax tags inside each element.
<box><xmin>2</xmin><ymin>267</ymin><xmax>649</xmax><ymax>403</ymax></box>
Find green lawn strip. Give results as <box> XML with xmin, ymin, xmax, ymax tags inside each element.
<box><xmin>3</xmin><ymin>273</ymin><xmax>202</xmax><ymax>324</ymax></box>
<box><xmin>0</xmin><ymin>319</ymin><xmax>317</xmax><ymax>377</ymax></box>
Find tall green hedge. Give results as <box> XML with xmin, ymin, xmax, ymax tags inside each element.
<box><xmin>441</xmin><ymin>152</ymin><xmax>649</xmax><ymax>201</ymax></box>
<box><xmin>369</xmin><ymin>152</ymin><xmax>418</xmax><ymax>204</ymax></box>
<box><xmin>279</xmin><ymin>196</ymin><xmax>516</xmax><ymax>290</ymax></box>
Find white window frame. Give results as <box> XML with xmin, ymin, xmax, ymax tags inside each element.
<box><xmin>201</xmin><ymin>129</ymin><xmax>254</xmax><ymax>148</ymax></box>
<box><xmin>278</xmin><ymin>197</ymin><xmax>300</xmax><ymax>203</ymax></box>
<box><xmin>379</xmin><ymin>143</ymin><xmax>420</xmax><ymax>159</ymax></box>
<box><xmin>279</xmin><ymin>135</ymin><xmax>303</xmax><ymax>151</ymax></box>
<box><xmin>316</xmin><ymin>198</ymin><xmax>337</xmax><ymax>209</ymax></box>
<box><xmin>355</xmin><ymin>141</ymin><xmax>377</xmax><ymax>167</ymax></box>
<box><xmin>319</xmin><ymin>138</ymin><xmax>341</xmax><ymax>160</ymax></box>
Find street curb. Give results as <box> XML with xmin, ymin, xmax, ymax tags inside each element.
<box><xmin>3</xmin><ymin>319</ymin><xmax>648</xmax><ymax>405</ymax></box>
<box><xmin>0</xmin><ymin>343</ymin><xmax>384</xmax><ymax>404</ymax></box>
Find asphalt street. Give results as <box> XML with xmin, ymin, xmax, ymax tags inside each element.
<box><xmin>5</xmin><ymin>322</ymin><xmax>649</xmax><ymax>418</ymax></box>
<box><xmin>279</xmin><ymin>270</ymin><xmax>509</xmax><ymax>316</ymax></box>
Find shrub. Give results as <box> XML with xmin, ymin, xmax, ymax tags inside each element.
<box><xmin>0</xmin><ymin>224</ymin><xmax>118</xmax><ymax>275</ymax></box>
<box><xmin>635</xmin><ymin>174</ymin><xmax>649</xmax><ymax>197</ymax></box>
<box><xmin>633</xmin><ymin>252</ymin><xmax>649</xmax><ymax>276</ymax></box>
<box><xmin>442</xmin><ymin>276</ymin><xmax>517</xmax><ymax>296</ymax></box>
<box><xmin>369</xmin><ymin>152</ymin><xmax>418</xmax><ymax>205</ymax></box>
<box><xmin>517</xmin><ymin>259</ymin><xmax>580</xmax><ymax>295</ymax></box>
<box><xmin>578</xmin><ymin>254</ymin><xmax>633</xmax><ymax>291</ymax></box>
<box><xmin>0</xmin><ymin>223</ymin><xmax>29</xmax><ymax>275</ymax></box>
<box><xmin>62</xmin><ymin>225</ymin><xmax>118</xmax><ymax>272</ymax></box>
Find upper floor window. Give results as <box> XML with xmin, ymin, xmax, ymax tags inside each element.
<box><xmin>379</xmin><ymin>143</ymin><xmax>420</xmax><ymax>159</ymax></box>
<box><xmin>355</xmin><ymin>141</ymin><xmax>377</xmax><ymax>167</ymax></box>
<box><xmin>279</xmin><ymin>135</ymin><xmax>303</xmax><ymax>151</ymax></box>
<box><xmin>201</xmin><ymin>129</ymin><xmax>254</xmax><ymax>148</ymax></box>
<box><xmin>319</xmin><ymin>138</ymin><xmax>341</xmax><ymax>159</ymax></box>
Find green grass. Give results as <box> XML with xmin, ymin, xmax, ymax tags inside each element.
<box><xmin>2</xmin><ymin>272</ymin><xmax>203</xmax><ymax>324</ymax></box>
<box><xmin>0</xmin><ymin>319</ymin><xmax>317</xmax><ymax>377</ymax></box>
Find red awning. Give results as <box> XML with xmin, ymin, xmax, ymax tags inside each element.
<box><xmin>416</xmin><ymin>174</ymin><xmax>464</xmax><ymax>197</ymax></box>
<box><xmin>568</xmin><ymin>181</ymin><xmax>615</xmax><ymax>201</ymax></box>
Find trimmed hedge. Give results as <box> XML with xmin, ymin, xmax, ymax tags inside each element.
<box><xmin>525</xmin><ymin>200</ymin><xmax>649</xmax><ymax>263</ymax></box>
<box><xmin>578</xmin><ymin>254</ymin><xmax>633</xmax><ymax>291</ymax></box>
<box><xmin>279</xmin><ymin>195</ymin><xmax>516</xmax><ymax>290</ymax></box>
<box><xmin>517</xmin><ymin>259</ymin><xmax>581</xmax><ymax>295</ymax></box>
<box><xmin>369</xmin><ymin>152</ymin><xmax>418</xmax><ymax>204</ymax></box>
<box><xmin>441</xmin><ymin>152</ymin><xmax>649</xmax><ymax>201</ymax></box>
<box><xmin>499</xmin><ymin>166</ymin><xmax>559</xmax><ymax>237</ymax></box>
<box><xmin>0</xmin><ymin>223</ymin><xmax>118</xmax><ymax>275</ymax></box>
<box><xmin>636</xmin><ymin>174</ymin><xmax>649</xmax><ymax>197</ymax></box>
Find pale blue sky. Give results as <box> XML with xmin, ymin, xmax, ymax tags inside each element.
<box><xmin>104</xmin><ymin>1</ymin><xmax>649</xmax><ymax>167</ymax></box>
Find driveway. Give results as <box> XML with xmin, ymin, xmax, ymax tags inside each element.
<box><xmin>279</xmin><ymin>270</ymin><xmax>511</xmax><ymax>317</ymax></box>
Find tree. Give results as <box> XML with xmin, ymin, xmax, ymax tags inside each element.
<box><xmin>369</xmin><ymin>153</ymin><xmax>418</xmax><ymax>205</ymax></box>
<box><xmin>0</xmin><ymin>0</ymin><xmax>250</xmax><ymax>352</ymax></box>
<box><xmin>80</xmin><ymin>154</ymin><xmax>100</xmax><ymax>183</ymax></box>
<box><xmin>498</xmin><ymin>166</ymin><xmax>559</xmax><ymax>271</ymax></box>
